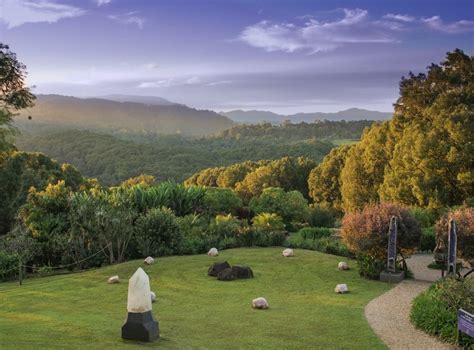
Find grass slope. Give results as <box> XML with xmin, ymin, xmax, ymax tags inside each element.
<box><xmin>0</xmin><ymin>248</ymin><xmax>391</xmax><ymax>349</ymax></box>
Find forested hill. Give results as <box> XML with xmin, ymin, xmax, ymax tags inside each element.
<box><xmin>18</xmin><ymin>94</ymin><xmax>234</xmax><ymax>136</ymax></box>
<box><xmin>220</xmin><ymin>108</ymin><xmax>392</xmax><ymax>123</ymax></box>
<box><xmin>16</xmin><ymin>129</ymin><xmax>334</xmax><ymax>185</ymax></box>
<box><xmin>214</xmin><ymin>120</ymin><xmax>375</xmax><ymax>141</ymax></box>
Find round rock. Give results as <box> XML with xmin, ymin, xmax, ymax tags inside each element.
<box><xmin>144</xmin><ymin>256</ymin><xmax>155</xmax><ymax>265</ymax></box>
<box><xmin>335</xmin><ymin>284</ymin><xmax>349</xmax><ymax>294</ymax></box>
<box><xmin>252</xmin><ymin>297</ymin><xmax>269</xmax><ymax>309</ymax></box>
<box><xmin>207</xmin><ymin>247</ymin><xmax>218</xmax><ymax>257</ymax></box>
<box><xmin>107</xmin><ymin>275</ymin><xmax>120</xmax><ymax>284</ymax></box>
<box><xmin>282</xmin><ymin>248</ymin><xmax>295</xmax><ymax>257</ymax></box>
<box><xmin>338</xmin><ymin>262</ymin><xmax>349</xmax><ymax>270</ymax></box>
<box><xmin>208</xmin><ymin>261</ymin><xmax>231</xmax><ymax>277</ymax></box>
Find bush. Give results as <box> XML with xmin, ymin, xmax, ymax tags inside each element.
<box><xmin>307</xmin><ymin>206</ymin><xmax>336</xmax><ymax>228</ymax></box>
<box><xmin>434</xmin><ymin>206</ymin><xmax>474</xmax><ymax>266</ymax></box>
<box><xmin>341</xmin><ymin>202</ymin><xmax>421</xmax><ymax>261</ymax></box>
<box><xmin>285</xmin><ymin>232</ymin><xmax>351</xmax><ymax>258</ymax></box>
<box><xmin>262</xmin><ymin>231</ymin><xmax>287</xmax><ymax>247</ymax></box>
<box><xmin>202</xmin><ymin>188</ymin><xmax>242</xmax><ymax>216</ymax></box>
<box><xmin>356</xmin><ymin>254</ymin><xmax>387</xmax><ymax>280</ymax></box>
<box><xmin>209</xmin><ymin>214</ymin><xmax>242</xmax><ymax>240</ymax></box>
<box><xmin>0</xmin><ymin>251</ymin><xmax>18</xmax><ymax>281</ymax></box>
<box><xmin>252</xmin><ymin>213</ymin><xmax>285</xmax><ymax>233</ymax></box>
<box><xmin>411</xmin><ymin>277</ymin><xmax>474</xmax><ymax>348</ymax></box>
<box><xmin>134</xmin><ymin>207</ymin><xmax>182</xmax><ymax>257</ymax></box>
<box><xmin>249</xmin><ymin>187</ymin><xmax>309</xmax><ymax>227</ymax></box>
<box><xmin>297</xmin><ymin>227</ymin><xmax>332</xmax><ymax>240</ymax></box>
<box><xmin>419</xmin><ymin>227</ymin><xmax>436</xmax><ymax>252</ymax></box>
<box><xmin>177</xmin><ymin>214</ymin><xmax>217</xmax><ymax>255</ymax></box>
<box><xmin>409</xmin><ymin>207</ymin><xmax>437</xmax><ymax>228</ymax></box>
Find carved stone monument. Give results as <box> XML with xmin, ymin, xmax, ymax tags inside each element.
<box><xmin>447</xmin><ymin>219</ymin><xmax>457</xmax><ymax>276</ymax></box>
<box><xmin>379</xmin><ymin>216</ymin><xmax>405</xmax><ymax>283</ymax></box>
<box><xmin>121</xmin><ymin>268</ymin><xmax>159</xmax><ymax>342</ymax></box>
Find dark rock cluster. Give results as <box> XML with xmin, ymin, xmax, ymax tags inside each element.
<box><xmin>208</xmin><ymin>261</ymin><xmax>254</xmax><ymax>281</ymax></box>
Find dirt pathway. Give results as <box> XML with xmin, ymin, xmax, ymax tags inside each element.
<box><xmin>365</xmin><ymin>254</ymin><xmax>457</xmax><ymax>350</ymax></box>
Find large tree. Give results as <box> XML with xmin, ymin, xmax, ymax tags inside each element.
<box><xmin>0</xmin><ymin>43</ymin><xmax>35</xmax><ymax>151</ymax></box>
<box><xmin>308</xmin><ymin>144</ymin><xmax>353</xmax><ymax>212</ymax></box>
<box><xmin>380</xmin><ymin>49</ymin><xmax>474</xmax><ymax>208</ymax></box>
<box><xmin>340</xmin><ymin>122</ymin><xmax>392</xmax><ymax>212</ymax></box>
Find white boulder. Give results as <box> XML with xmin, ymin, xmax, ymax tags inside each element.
<box><xmin>150</xmin><ymin>291</ymin><xmax>156</xmax><ymax>303</ymax></box>
<box><xmin>282</xmin><ymin>248</ymin><xmax>295</xmax><ymax>257</ymax></box>
<box><xmin>338</xmin><ymin>262</ymin><xmax>349</xmax><ymax>271</ymax></box>
<box><xmin>107</xmin><ymin>275</ymin><xmax>120</xmax><ymax>284</ymax></box>
<box><xmin>207</xmin><ymin>248</ymin><xmax>218</xmax><ymax>257</ymax></box>
<box><xmin>252</xmin><ymin>297</ymin><xmax>269</xmax><ymax>309</ymax></box>
<box><xmin>335</xmin><ymin>284</ymin><xmax>349</xmax><ymax>294</ymax></box>
<box><xmin>144</xmin><ymin>256</ymin><xmax>154</xmax><ymax>265</ymax></box>
<box><xmin>127</xmin><ymin>268</ymin><xmax>152</xmax><ymax>313</ymax></box>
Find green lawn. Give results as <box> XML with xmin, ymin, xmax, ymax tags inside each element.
<box><xmin>0</xmin><ymin>248</ymin><xmax>391</xmax><ymax>349</ymax></box>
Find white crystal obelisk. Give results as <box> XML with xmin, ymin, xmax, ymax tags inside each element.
<box><xmin>127</xmin><ymin>268</ymin><xmax>152</xmax><ymax>313</ymax></box>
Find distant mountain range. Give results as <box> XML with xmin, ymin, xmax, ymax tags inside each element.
<box><xmin>19</xmin><ymin>95</ymin><xmax>234</xmax><ymax>136</ymax></box>
<box><xmin>99</xmin><ymin>94</ymin><xmax>176</xmax><ymax>106</ymax></box>
<box><xmin>17</xmin><ymin>94</ymin><xmax>392</xmax><ymax>137</ymax></box>
<box><xmin>220</xmin><ymin>108</ymin><xmax>392</xmax><ymax>123</ymax></box>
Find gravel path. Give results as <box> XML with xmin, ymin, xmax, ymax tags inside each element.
<box><xmin>365</xmin><ymin>254</ymin><xmax>457</xmax><ymax>350</ymax></box>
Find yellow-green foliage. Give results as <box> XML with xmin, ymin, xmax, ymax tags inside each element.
<box><xmin>315</xmin><ymin>50</ymin><xmax>473</xmax><ymax>212</ymax></box>
<box><xmin>252</xmin><ymin>213</ymin><xmax>285</xmax><ymax>233</ymax></box>
<box><xmin>308</xmin><ymin>144</ymin><xmax>353</xmax><ymax>212</ymax></box>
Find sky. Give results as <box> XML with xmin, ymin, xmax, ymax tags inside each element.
<box><xmin>1</xmin><ymin>0</ymin><xmax>473</xmax><ymax>114</ymax></box>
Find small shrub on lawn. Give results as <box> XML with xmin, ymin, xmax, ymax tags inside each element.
<box><xmin>356</xmin><ymin>254</ymin><xmax>413</xmax><ymax>280</ymax></box>
<box><xmin>411</xmin><ymin>277</ymin><xmax>474</xmax><ymax>348</ymax></box>
<box><xmin>0</xmin><ymin>251</ymin><xmax>18</xmax><ymax>281</ymax></box>
<box><xmin>298</xmin><ymin>227</ymin><xmax>332</xmax><ymax>240</ymax></box>
<box><xmin>263</xmin><ymin>231</ymin><xmax>287</xmax><ymax>247</ymax></box>
<box><xmin>218</xmin><ymin>236</ymin><xmax>239</xmax><ymax>250</ymax></box>
<box><xmin>285</xmin><ymin>233</ymin><xmax>351</xmax><ymax>258</ymax></box>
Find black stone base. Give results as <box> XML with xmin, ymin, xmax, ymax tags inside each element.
<box><xmin>122</xmin><ymin>311</ymin><xmax>159</xmax><ymax>342</ymax></box>
<box><xmin>379</xmin><ymin>270</ymin><xmax>405</xmax><ymax>283</ymax></box>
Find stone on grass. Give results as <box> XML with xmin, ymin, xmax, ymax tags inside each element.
<box><xmin>338</xmin><ymin>262</ymin><xmax>349</xmax><ymax>271</ymax></box>
<box><xmin>231</xmin><ymin>265</ymin><xmax>254</xmax><ymax>279</ymax></box>
<box><xmin>107</xmin><ymin>275</ymin><xmax>120</xmax><ymax>284</ymax></box>
<box><xmin>335</xmin><ymin>284</ymin><xmax>349</xmax><ymax>294</ymax></box>
<box><xmin>282</xmin><ymin>248</ymin><xmax>295</xmax><ymax>257</ymax></box>
<box><xmin>144</xmin><ymin>256</ymin><xmax>155</xmax><ymax>265</ymax></box>
<box><xmin>127</xmin><ymin>268</ymin><xmax>153</xmax><ymax>313</ymax></box>
<box><xmin>208</xmin><ymin>261</ymin><xmax>231</xmax><ymax>277</ymax></box>
<box><xmin>207</xmin><ymin>248</ymin><xmax>218</xmax><ymax>257</ymax></box>
<box><xmin>150</xmin><ymin>291</ymin><xmax>156</xmax><ymax>303</ymax></box>
<box><xmin>252</xmin><ymin>297</ymin><xmax>269</xmax><ymax>309</ymax></box>
<box><xmin>122</xmin><ymin>268</ymin><xmax>159</xmax><ymax>342</ymax></box>
<box><xmin>217</xmin><ymin>268</ymin><xmax>235</xmax><ymax>281</ymax></box>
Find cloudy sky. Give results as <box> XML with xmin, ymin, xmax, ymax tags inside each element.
<box><xmin>1</xmin><ymin>0</ymin><xmax>473</xmax><ymax>113</ymax></box>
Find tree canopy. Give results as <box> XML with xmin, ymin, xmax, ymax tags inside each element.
<box><xmin>0</xmin><ymin>43</ymin><xmax>35</xmax><ymax>151</ymax></box>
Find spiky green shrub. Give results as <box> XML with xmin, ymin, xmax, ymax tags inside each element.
<box><xmin>411</xmin><ymin>277</ymin><xmax>474</xmax><ymax>348</ymax></box>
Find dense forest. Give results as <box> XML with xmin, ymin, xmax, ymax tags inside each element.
<box><xmin>15</xmin><ymin>120</ymin><xmax>371</xmax><ymax>184</ymax></box>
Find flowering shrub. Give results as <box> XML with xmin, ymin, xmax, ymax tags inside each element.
<box><xmin>341</xmin><ymin>202</ymin><xmax>421</xmax><ymax>260</ymax></box>
<box><xmin>434</xmin><ymin>206</ymin><xmax>474</xmax><ymax>266</ymax></box>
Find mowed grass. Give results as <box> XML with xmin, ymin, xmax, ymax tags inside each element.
<box><xmin>0</xmin><ymin>248</ymin><xmax>391</xmax><ymax>350</ymax></box>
